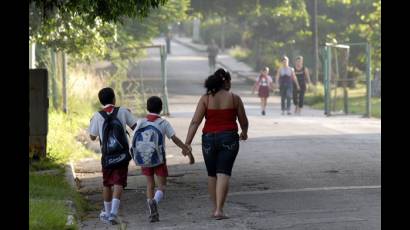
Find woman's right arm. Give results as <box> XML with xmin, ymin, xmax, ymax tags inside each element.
<box><xmin>185</xmin><ymin>95</ymin><xmax>207</xmax><ymax>146</ymax></box>
<box><xmin>252</xmin><ymin>76</ymin><xmax>259</xmax><ymax>94</ymax></box>
<box><xmin>236</xmin><ymin>95</ymin><xmax>249</xmax><ymax>140</ymax></box>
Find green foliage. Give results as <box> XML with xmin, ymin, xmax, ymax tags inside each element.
<box><xmin>29</xmin><ymin>0</ymin><xmax>168</xmax><ymax>24</ymax></box>
<box><xmin>30</xmin><ymin>0</ymin><xmax>190</xmax><ymax>63</ymax></box>
<box><xmin>191</xmin><ymin>0</ymin><xmax>381</xmax><ymax>76</ymax></box>
<box><xmin>200</xmin><ymin>18</ymin><xmax>242</xmax><ymax>47</ymax></box>
<box><xmin>47</xmin><ymin>111</ymin><xmax>96</xmax><ymax>164</ymax></box>
<box><xmin>229</xmin><ymin>46</ymin><xmax>251</xmax><ymax>62</ymax></box>
<box><xmin>31</xmin><ymin>10</ymin><xmax>117</xmax><ymax>61</ymax></box>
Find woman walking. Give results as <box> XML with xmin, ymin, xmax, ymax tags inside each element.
<box><xmin>184</xmin><ymin>68</ymin><xmax>249</xmax><ymax>219</ymax></box>
<box><xmin>293</xmin><ymin>56</ymin><xmax>311</xmax><ymax>115</ymax></box>
<box><xmin>275</xmin><ymin>56</ymin><xmax>300</xmax><ymax>115</ymax></box>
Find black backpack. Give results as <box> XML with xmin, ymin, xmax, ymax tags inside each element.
<box><xmin>99</xmin><ymin>107</ymin><xmax>131</xmax><ymax>169</ymax></box>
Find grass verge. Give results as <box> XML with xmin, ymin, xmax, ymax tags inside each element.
<box><xmin>304</xmin><ymin>84</ymin><xmax>381</xmax><ymax>118</ymax></box>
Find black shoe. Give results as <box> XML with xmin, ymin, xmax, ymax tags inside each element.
<box><xmin>148</xmin><ymin>199</ymin><xmax>159</xmax><ymax>222</ymax></box>
<box><xmin>262</xmin><ymin>110</ymin><xmax>266</xmax><ymax>116</ymax></box>
<box><xmin>150</xmin><ymin>213</ymin><xmax>159</xmax><ymax>222</ymax></box>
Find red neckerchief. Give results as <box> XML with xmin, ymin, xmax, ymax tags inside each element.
<box><xmin>258</xmin><ymin>74</ymin><xmax>268</xmax><ymax>84</ymax></box>
<box><xmin>146</xmin><ymin>113</ymin><xmax>161</xmax><ymax>122</ymax></box>
<box><xmin>102</xmin><ymin>104</ymin><xmax>115</xmax><ymax>114</ymax></box>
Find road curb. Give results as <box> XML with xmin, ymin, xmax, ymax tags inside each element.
<box><xmin>65</xmin><ymin>162</ymin><xmax>80</xmax><ymax>228</ymax></box>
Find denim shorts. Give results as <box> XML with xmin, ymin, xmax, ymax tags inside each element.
<box><xmin>202</xmin><ymin>131</ymin><xmax>240</xmax><ymax>177</ymax></box>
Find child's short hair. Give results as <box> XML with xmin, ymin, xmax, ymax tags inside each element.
<box><xmin>147</xmin><ymin>96</ymin><xmax>162</xmax><ymax>114</ymax></box>
<box><xmin>98</xmin><ymin>87</ymin><xmax>115</xmax><ymax>105</ymax></box>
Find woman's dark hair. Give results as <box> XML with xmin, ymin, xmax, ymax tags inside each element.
<box><xmin>98</xmin><ymin>87</ymin><xmax>115</xmax><ymax>105</ymax></box>
<box><xmin>147</xmin><ymin>96</ymin><xmax>163</xmax><ymax>114</ymax></box>
<box><xmin>204</xmin><ymin>68</ymin><xmax>231</xmax><ymax>95</ymax></box>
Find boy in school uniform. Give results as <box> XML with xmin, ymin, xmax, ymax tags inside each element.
<box><xmin>88</xmin><ymin>87</ymin><xmax>138</xmax><ymax>225</ymax></box>
<box><xmin>133</xmin><ymin>96</ymin><xmax>194</xmax><ymax>222</ymax></box>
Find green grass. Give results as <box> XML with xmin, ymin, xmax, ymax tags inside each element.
<box><xmin>305</xmin><ymin>84</ymin><xmax>381</xmax><ymax>118</ymax></box>
<box><xmin>30</xmin><ymin>70</ymin><xmax>102</xmax><ymax>229</ymax></box>
<box><xmin>29</xmin><ymin>162</ymin><xmax>92</xmax><ymax>230</ymax></box>
<box><xmin>30</xmin><ymin>199</ymin><xmax>73</xmax><ymax>230</ymax></box>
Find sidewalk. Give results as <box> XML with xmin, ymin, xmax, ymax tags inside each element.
<box><xmin>173</xmin><ymin>36</ymin><xmax>258</xmax><ymax>81</ymax></box>
<box><xmin>76</xmin><ymin>37</ymin><xmax>380</xmax><ymax>230</ymax></box>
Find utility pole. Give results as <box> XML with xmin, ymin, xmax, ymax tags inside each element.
<box><xmin>62</xmin><ymin>52</ymin><xmax>67</xmax><ymax>113</ymax></box>
<box><xmin>313</xmin><ymin>0</ymin><xmax>319</xmax><ymax>84</ymax></box>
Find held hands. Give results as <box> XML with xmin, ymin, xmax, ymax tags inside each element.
<box><xmin>182</xmin><ymin>144</ymin><xmax>195</xmax><ymax>164</ymax></box>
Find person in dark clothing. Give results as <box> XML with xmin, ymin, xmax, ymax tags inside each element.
<box><xmin>207</xmin><ymin>40</ymin><xmax>219</xmax><ymax>73</ymax></box>
<box><xmin>293</xmin><ymin>56</ymin><xmax>311</xmax><ymax>115</ymax></box>
<box><xmin>165</xmin><ymin>31</ymin><xmax>172</xmax><ymax>54</ymax></box>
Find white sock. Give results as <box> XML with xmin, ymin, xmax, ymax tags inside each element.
<box><xmin>104</xmin><ymin>201</ymin><xmax>112</xmax><ymax>214</ymax></box>
<box><xmin>111</xmin><ymin>198</ymin><xmax>120</xmax><ymax>215</ymax></box>
<box><xmin>154</xmin><ymin>190</ymin><xmax>164</xmax><ymax>204</ymax></box>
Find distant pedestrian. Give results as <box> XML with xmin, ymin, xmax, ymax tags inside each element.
<box><xmin>165</xmin><ymin>31</ymin><xmax>172</xmax><ymax>54</ymax></box>
<box><xmin>207</xmin><ymin>39</ymin><xmax>219</xmax><ymax>73</ymax></box>
<box><xmin>293</xmin><ymin>56</ymin><xmax>311</xmax><ymax>115</ymax></box>
<box><xmin>275</xmin><ymin>56</ymin><xmax>300</xmax><ymax>115</ymax></box>
<box><xmin>252</xmin><ymin>67</ymin><xmax>274</xmax><ymax>115</ymax></box>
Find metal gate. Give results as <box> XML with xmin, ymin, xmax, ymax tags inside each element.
<box><xmin>321</xmin><ymin>43</ymin><xmax>372</xmax><ymax>117</ymax></box>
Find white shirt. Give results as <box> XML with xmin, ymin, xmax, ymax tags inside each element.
<box><xmin>88</xmin><ymin>106</ymin><xmax>138</xmax><ymax>141</ymax></box>
<box><xmin>256</xmin><ymin>75</ymin><xmax>273</xmax><ymax>86</ymax></box>
<box><xmin>279</xmin><ymin>67</ymin><xmax>294</xmax><ymax>76</ymax></box>
<box><xmin>133</xmin><ymin>114</ymin><xmax>176</xmax><ymax>154</ymax></box>
<box><xmin>134</xmin><ymin>114</ymin><xmax>176</xmax><ymax>140</ymax></box>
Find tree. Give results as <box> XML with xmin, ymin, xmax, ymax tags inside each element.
<box><xmin>29</xmin><ymin>0</ymin><xmax>170</xmax><ymax>60</ymax></box>
<box><xmin>191</xmin><ymin>0</ymin><xmax>381</xmax><ymax>76</ymax></box>
<box><xmin>29</xmin><ymin>0</ymin><xmax>168</xmax><ymax>24</ymax></box>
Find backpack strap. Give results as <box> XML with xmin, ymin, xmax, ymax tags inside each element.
<box><xmin>98</xmin><ymin>110</ymin><xmax>108</xmax><ymax>120</ymax></box>
<box><xmin>112</xmin><ymin>107</ymin><xmax>120</xmax><ymax>118</ymax></box>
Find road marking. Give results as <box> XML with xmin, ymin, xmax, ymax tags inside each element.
<box><xmin>198</xmin><ymin>185</ymin><xmax>381</xmax><ymax>198</ymax></box>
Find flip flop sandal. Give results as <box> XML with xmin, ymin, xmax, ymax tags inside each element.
<box><xmin>214</xmin><ymin>214</ymin><xmax>229</xmax><ymax>220</ymax></box>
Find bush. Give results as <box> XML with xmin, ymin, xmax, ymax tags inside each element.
<box><xmin>47</xmin><ymin>69</ymin><xmax>104</xmax><ymax>164</ymax></box>
<box><xmin>304</xmin><ymin>84</ymin><xmax>325</xmax><ymax>105</ymax></box>
<box><xmin>229</xmin><ymin>46</ymin><xmax>251</xmax><ymax>62</ymax></box>
<box><xmin>201</xmin><ymin>19</ymin><xmax>242</xmax><ymax>48</ymax></box>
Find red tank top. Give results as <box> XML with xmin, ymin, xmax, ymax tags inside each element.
<box><xmin>202</xmin><ymin>93</ymin><xmax>238</xmax><ymax>133</ymax></box>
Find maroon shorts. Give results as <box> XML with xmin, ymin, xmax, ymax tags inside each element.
<box><xmin>102</xmin><ymin>166</ymin><xmax>128</xmax><ymax>187</ymax></box>
<box><xmin>141</xmin><ymin>164</ymin><xmax>168</xmax><ymax>177</ymax></box>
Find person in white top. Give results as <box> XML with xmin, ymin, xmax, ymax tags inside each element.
<box><xmin>252</xmin><ymin>67</ymin><xmax>274</xmax><ymax>115</ymax></box>
<box><xmin>135</xmin><ymin>96</ymin><xmax>194</xmax><ymax>222</ymax></box>
<box><xmin>275</xmin><ymin>56</ymin><xmax>300</xmax><ymax>115</ymax></box>
<box><xmin>88</xmin><ymin>87</ymin><xmax>138</xmax><ymax>225</ymax></box>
